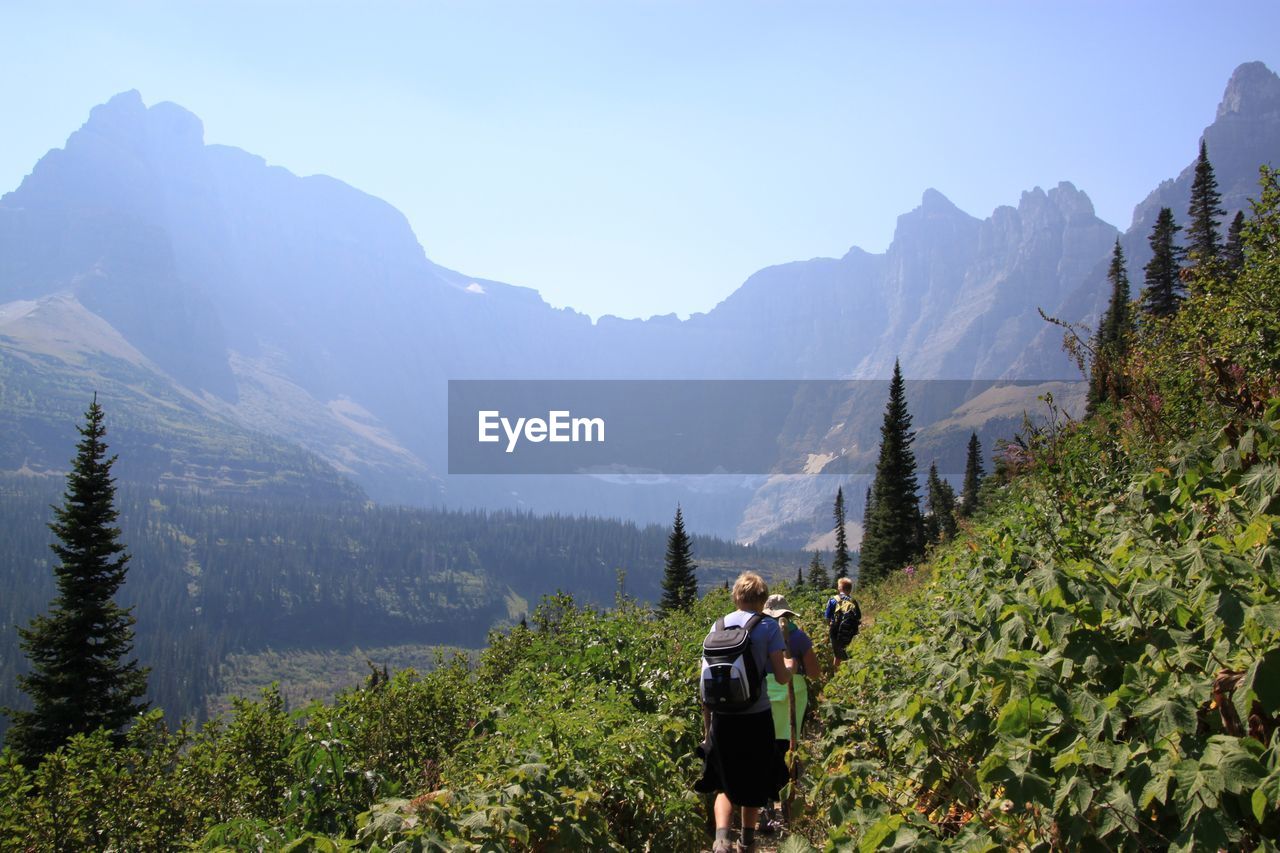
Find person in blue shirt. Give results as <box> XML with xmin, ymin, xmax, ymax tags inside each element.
<box><xmin>695</xmin><ymin>571</ymin><xmax>793</xmax><ymax>853</ymax></box>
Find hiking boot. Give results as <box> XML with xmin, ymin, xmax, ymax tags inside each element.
<box><xmin>711</xmin><ymin>839</ymin><xmax>734</xmax><ymax>853</ymax></box>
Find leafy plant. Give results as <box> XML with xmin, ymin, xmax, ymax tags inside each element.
<box><xmin>808</xmin><ymin>401</ymin><xmax>1280</xmax><ymax>850</ymax></box>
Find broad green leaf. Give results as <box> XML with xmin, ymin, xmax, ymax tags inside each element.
<box><xmin>1052</xmin><ymin>775</ymin><xmax>1094</xmax><ymax>816</ymax></box>
<box><xmin>1186</xmin><ymin>810</ymin><xmax>1232</xmax><ymax>851</ymax></box>
<box><xmin>1248</xmin><ymin>602</ymin><xmax>1280</xmax><ymax>632</ymax></box>
<box><xmin>1139</xmin><ymin>763</ymin><xmax>1173</xmax><ymax>809</ymax></box>
<box><xmin>1211</xmin><ymin>589</ymin><xmax>1246</xmax><ymax>634</ymax></box>
<box><xmin>1221</xmin><ymin>748</ymin><xmax>1266</xmax><ymax>794</ymax></box>
<box><xmin>1135</xmin><ymin>695</ymin><xmax>1197</xmax><ymax>742</ymax></box>
<box><xmin>857</xmin><ymin>813</ymin><xmax>904</xmax><ymax>853</ymax></box>
<box><xmin>1250</xmin><ymin>770</ymin><xmax>1280</xmax><ymax>823</ymax></box>
<box><xmin>778</xmin><ymin>837</ymin><xmax>819</xmax><ymax>853</ymax></box>
<box><xmin>1235</xmin><ymin>517</ymin><xmax>1274</xmax><ymax>551</ymax></box>
<box><xmin>1173</xmin><ymin>758</ymin><xmax>1211</xmax><ymax>812</ymax></box>
<box><xmin>1245</xmin><ymin>648</ymin><xmax>1280</xmax><ymax>711</ymax></box>
<box><xmin>1104</xmin><ymin>780</ymin><xmax>1136</xmax><ymax>826</ymax></box>
<box><xmin>1052</xmin><ymin>738</ymin><xmax>1084</xmax><ymax>772</ymax></box>
<box><xmin>1134</xmin><ymin>579</ymin><xmax>1181</xmax><ymax>616</ymax></box>
<box><xmin>996</xmin><ymin>697</ymin><xmax>1030</xmax><ymax>736</ymax></box>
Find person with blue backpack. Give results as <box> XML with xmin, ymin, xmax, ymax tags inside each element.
<box><xmin>695</xmin><ymin>571</ymin><xmax>794</xmax><ymax>853</ymax></box>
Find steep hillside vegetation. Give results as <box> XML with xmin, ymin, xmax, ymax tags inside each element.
<box><xmin>806</xmin><ymin>169</ymin><xmax>1280</xmax><ymax>850</ymax></box>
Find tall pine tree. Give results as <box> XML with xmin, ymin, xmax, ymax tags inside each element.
<box><xmin>807</xmin><ymin>552</ymin><xmax>830</xmax><ymax>592</ymax></box>
<box><xmin>659</xmin><ymin>505</ymin><xmax>698</xmax><ymax>612</ymax></box>
<box><xmin>831</xmin><ymin>487</ymin><xmax>851</xmax><ymax>579</ymax></box>
<box><xmin>1142</xmin><ymin>207</ymin><xmax>1186</xmax><ymax>318</ymax></box>
<box><xmin>1186</xmin><ymin>141</ymin><xmax>1226</xmax><ymax>269</ymax></box>
<box><xmin>858</xmin><ymin>360</ymin><xmax>923</xmax><ymax>583</ymax></box>
<box><xmin>959</xmin><ymin>432</ymin><xmax>984</xmax><ymax>518</ymax></box>
<box><xmin>924</xmin><ymin>462</ymin><xmax>958</xmax><ymax>545</ymax></box>
<box><xmin>1224</xmin><ymin>210</ymin><xmax>1246</xmax><ymax>276</ymax></box>
<box><xmin>5</xmin><ymin>397</ymin><xmax>149</xmax><ymax>765</ymax></box>
<box><xmin>1087</xmin><ymin>240</ymin><xmax>1133</xmax><ymax>413</ymax></box>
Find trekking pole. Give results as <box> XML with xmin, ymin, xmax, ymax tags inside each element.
<box><xmin>785</xmin><ymin>675</ymin><xmax>797</xmax><ymax>821</ymax></box>
<box><xmin>780</xmin><ymin>616</ymin><xmax>799</xmax><ymax>822</ymax></box>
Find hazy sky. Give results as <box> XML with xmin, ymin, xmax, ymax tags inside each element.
<box><xmin>3</xmin><ymin>2</ymin><xmax>1278</xmax><ymax>320</ymax></box>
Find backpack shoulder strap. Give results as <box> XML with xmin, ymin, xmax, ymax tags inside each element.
<box><xmin>713</xmin><ymin>616</ymin><xmax>727</xmax><ymax>632</ymax></box>
<box><xmin>742</xmin><ymin>612</ymin><xmax>764</xmax><ymax>634</ymax></box>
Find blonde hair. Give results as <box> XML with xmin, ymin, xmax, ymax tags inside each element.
<box><xmin>837</xmin><ymin>577</ymin><xmax>853</xmax><ymax>593</ymax></box>
<box><xmin>732</xmin><ymin>571</ymin><xmax>769</xmax><ymax>610</ymax></box>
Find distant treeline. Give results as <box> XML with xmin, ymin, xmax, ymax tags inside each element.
<box><xmin>0</xmin><ymin>477</ymin><xmax>799</xmax><ymax>732</ymax></box>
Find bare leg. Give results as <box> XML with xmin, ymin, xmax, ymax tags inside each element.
<box><xmin>712</xmin><ymin>794</ymin><xmax>735</xmax><ymax>850</ymax></box>
<box><xmin>714</xmin><ymin>793</ymin><xmax>733</xmax><ymax>829</ymax></box>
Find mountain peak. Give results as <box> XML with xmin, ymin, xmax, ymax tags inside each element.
<box><xmin>97</xmin><ymin>89</ymin><xmax>146</xmax><ymax>114</ymax></box>
<box><xmin>83</xmin><ymin>89</ymin><xmax>146</xmax><ymax>132</ymax></box>
<box><xmin>1216</xmin><ymin>61</ymin><xmax>1280</xmax><ymax>120</ymax></box>
<box><xmin>77</xmin><ymin>90</ymin><xmax>205</xmax><ymax>151</ymax></box>
<box><xmin>920</xmin><ymin>187</ymin><xmax>957</xmax><ymax>210</ymax></box>
<box><xmin>1047</xmin><ymin>181</ymin><xmax>1096</xmax><ymax>218</ymax></box>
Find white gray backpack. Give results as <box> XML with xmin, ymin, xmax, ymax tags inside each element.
<box><xmin>699</xmin><ymin>613</ymin><xmax>763</xmax><ymax>711</ymax></box>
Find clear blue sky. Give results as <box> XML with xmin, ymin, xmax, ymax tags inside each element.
<box><xmin>3</xmin><ymin>1</ymin><xmax>1277</xmax><ymax>320</ymax></box>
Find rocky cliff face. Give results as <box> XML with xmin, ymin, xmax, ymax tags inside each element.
<box><xmin>852</xmin><ymin>183</ymin><xmax>1115</xmax><ymax>380</ymax></box>
<box><xmin>1010</xmin><ymin>60</ymin><xmax>1280</xmax><ymax>378</ymax></box>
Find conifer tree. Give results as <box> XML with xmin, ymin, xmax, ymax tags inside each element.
<box><xmin>1142</xmin><ymin>207</ymin><xmax>1186</xmax><ymax>318</ymax></box>
<box><xmin>1224</xmin><ymin>210</ymin><xmax>1246</xmax><ymax>276</ymax></box>
<box><xmin>1186</xmin><ymin>141</ymin><xmax>1226</xmax><ymax>269</ymax></box>
<box><xmin>831</xmin><ymin>487</ymin><xmax>851</xmax><ymax>579</ymax></box>
<box><xmin>858</xmin><ymin>360</ymin><xmax>923</xmax><ymax>584</ymax></box>
<box><xmin>659</xmin><ymin>505</ymin><xmax>698</xmax><ymax>612</ymax></box>
<box><xmin>1087</xmin><ymin>240</ymin><xmax>1133</xmax><ymax>413</ymax></box>
<box><xmin>796</xmin><ymin>566</ymin><xmax>804</xmax><ymax>587</ymax></box>
<box><xmin>5</xmin><ymin>397</ymin><xmax>149</xmax><ymax>765</ymax></box>
<box><xmin>959</xmin><ymin>432</ymin><xmax>984</xmax><ymax>517</ymax></box>
<box><xmin>924</xmin><ymin>462</ymin><xmax>958</xmax><ymax>545</ymax></box>
<box><xmin>807</xmin><ymin>551</ymin><xmax>830</xmax><ymax>592</ymax></box>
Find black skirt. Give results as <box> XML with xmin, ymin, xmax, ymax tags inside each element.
<box><xmin>693</xmin><ymin>708</ymin><xmax>788</xmax><ymax>807</ymax></box>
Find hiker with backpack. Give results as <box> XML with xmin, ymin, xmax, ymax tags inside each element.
<box><xmin>756</xmin><ymin>593</ymin><xmax>821</xmax><ymax>835</ymax></box>
<box><xmin>695</xmin><ymin>572</ymin><xmax>793</xmax><ymax>853</ymax></box>
<box><xmin>824</xmin><ymin>577</ymin><xmax>862</xmax><ymax>668</ymax></box>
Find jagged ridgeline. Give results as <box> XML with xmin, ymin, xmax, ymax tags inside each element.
<box><xmin>2</xmin><ymin>63</ymin><xmax>1278</xmax><ymax>548</ymax></box>
<box><xmin>0</xmin><ymin>476</ymin><xmax>800</xmax><ymax>732</ymax></box>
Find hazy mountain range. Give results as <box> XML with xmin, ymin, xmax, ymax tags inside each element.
<box><xmin>2</xmin><ymin>61</ymin><xmax>1277</xmax><ymax>543</ymax></box>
